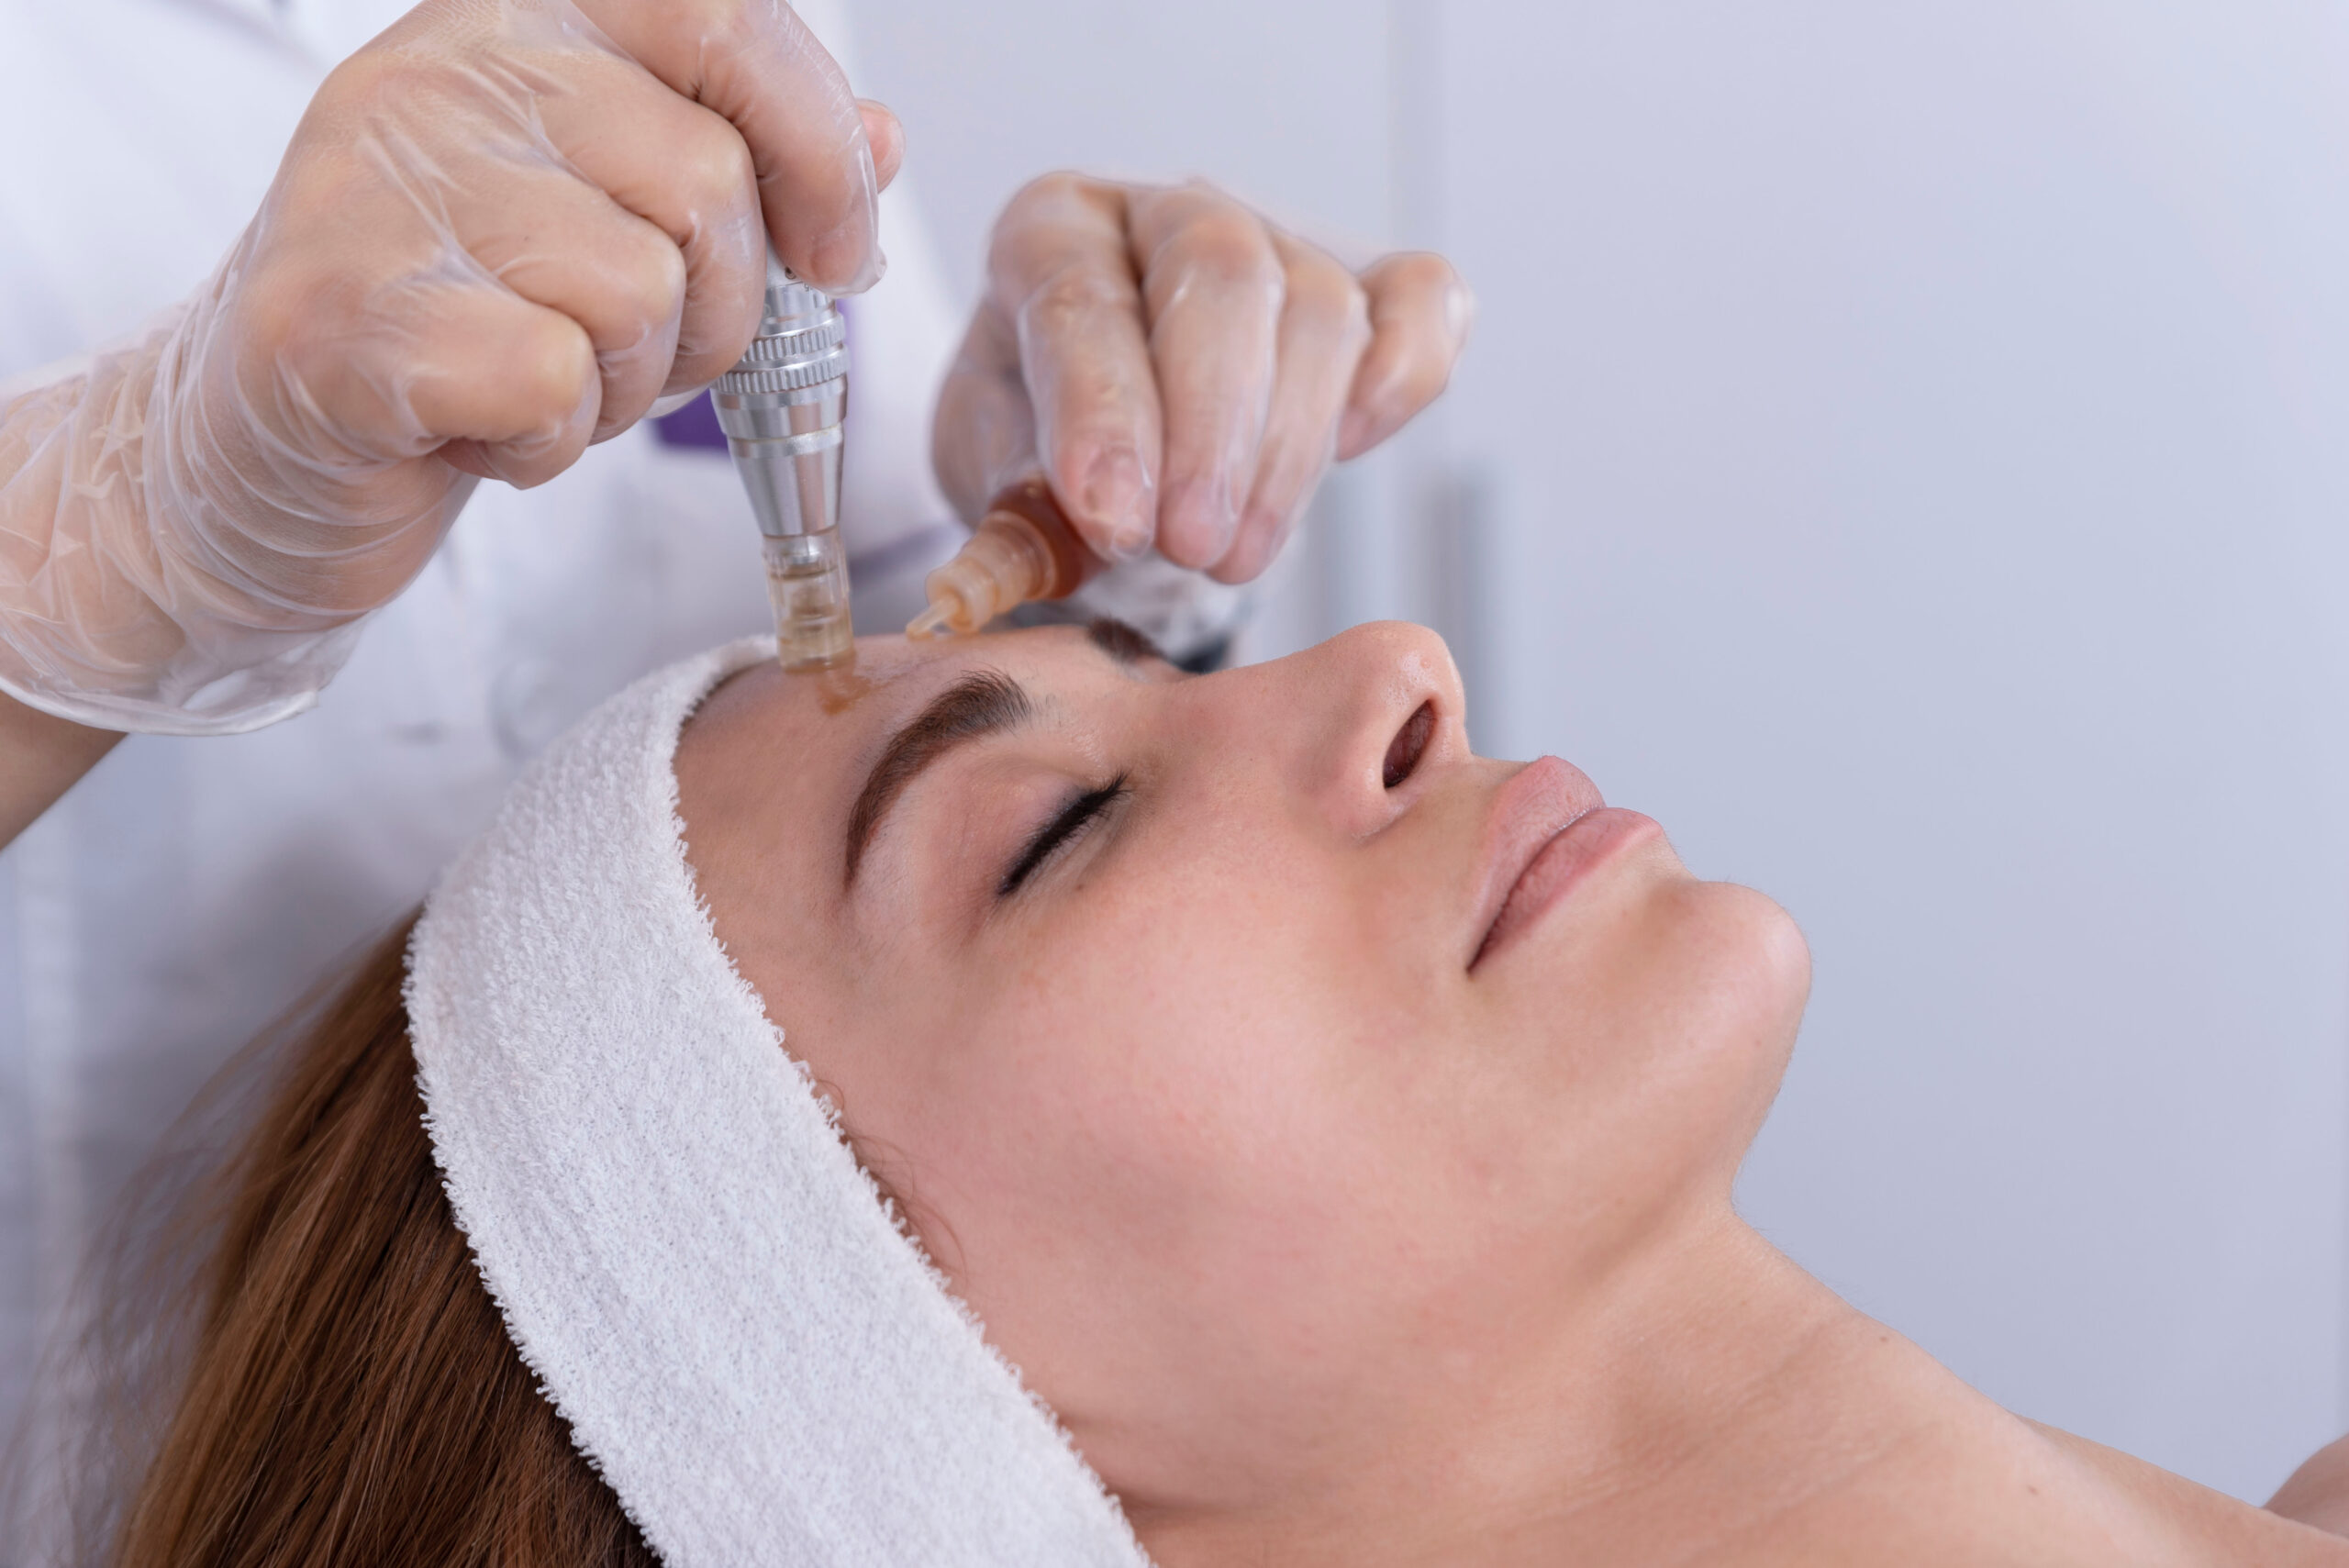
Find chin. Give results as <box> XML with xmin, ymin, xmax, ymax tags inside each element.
<box><xmin>1668</xmin><ymin>877</ymin><xmax>1812</xmax><ymax>1155</ymax></box>
<box><xmin>1468</xmin><ymin>872</ymin><xmax>1811</xmax><ymax>1289</ymax></box>
<box><xmin>1560</xmin><ymin>871</ymin><xmax>1810</xmax><ymax>1173</ymax></box>
<box><xmin>1702</xmin><ymin>878</ymin><xmax>1811</xmax><ymax>1018</ymax></box>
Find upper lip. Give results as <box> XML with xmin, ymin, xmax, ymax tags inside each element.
<box><xmin>1467</xmin><ymin>756</ymin><xmax>1604</xmax><ymax>965</ymax></box>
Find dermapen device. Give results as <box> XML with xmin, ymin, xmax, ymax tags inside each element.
<box><xmin>715</xmin><ymin>251</ymin><xmax>853</xmax><ymax>671</ymax></box>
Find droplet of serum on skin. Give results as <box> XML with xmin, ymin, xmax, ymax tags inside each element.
<box><xmin>806</xmin><ymin>656</ymin><xmax>875</xmax><ymax>716</ymax></box>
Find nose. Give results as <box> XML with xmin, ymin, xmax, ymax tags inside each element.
<box><xmin>1241</xmin><ymin>621</ymin><xmax>1468</xmax><ymax>840</ymax></box>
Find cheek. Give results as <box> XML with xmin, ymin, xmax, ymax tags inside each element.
<box><xmin>867</xmin><ymin>837</ymin><xmax>1434</xmax><ymax>1424</ymax></box>
<box><xmin>918</xmin><ymin>847</ymin><xmax>1375</xmax><ymax>1247</ymax></box>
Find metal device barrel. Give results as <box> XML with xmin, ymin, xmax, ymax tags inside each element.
<box><xmin>714</xmin><ymin>257</ymin><xmax>854</xmax><ymax>671</ymax></box>
<box><xmin>714</xmin><ymin>263</ymin><xmax>849</xmax><ymax>541</ymax></box>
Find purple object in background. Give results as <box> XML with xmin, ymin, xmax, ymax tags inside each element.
<box><xmin>657</xmin><ymin>296</ymin><xmax>851</xmax><ymax>453</ymax></box>
<box><xmin>652</xmin><ymin>388</ymin><xmax>729</xmax><ymax>451</ymax></box>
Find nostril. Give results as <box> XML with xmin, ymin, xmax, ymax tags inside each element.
<box><xmin>1383</xmin><ymin>701</ymin><xmax>1436</xmax><ymax>790</ymax></box>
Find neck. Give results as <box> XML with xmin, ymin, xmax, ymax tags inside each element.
<box><xmin>1136</xmin><ymin>1207</ymin><xmax>2301</xmax><ymax>1567</ymax></box>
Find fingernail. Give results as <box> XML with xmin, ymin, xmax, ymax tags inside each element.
<box><xmin>1444</xmin><ymin>281</ymin><xmax>1475</xmax><ymax>342</ymax></box>
<box><xmin>1080</xmin><ymin>448</ymin><xmax>1152</xmax><ymax>560</ymax></box>
<box><xmin>810</xmin><ymin>141</ymin><xmax>887</xmax><ymax>294</ymax></box>
<box><xmin>1108</xmin><ymin>517</ymin><xmax>1152</xmax><ymax>561</ymax></box>
<box><xmin>1221</xmin><ymin>503</ymin><xmax>1289</xmax><ymax>584</ymax></box>
<box><xmin>1162</xmin><ymin>474</ymin><xmax>1238</xmax><ymax>567</ymax></box>
<box><xmin>812</xmin><ymin>225</ymin><xmax>887</xmax><ymax>295</ymax></box>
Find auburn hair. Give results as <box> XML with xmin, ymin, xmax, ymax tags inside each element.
<box><xmin>104</xmin><ymin>913</ymin><xmax>654</xmax><ymax>1568</ymax></box>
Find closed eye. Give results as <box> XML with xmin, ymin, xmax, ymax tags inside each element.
<box><xmin>998</xmin><ymin>774</ymin><xmax>1129</xmax><ymax>898</ymax></box>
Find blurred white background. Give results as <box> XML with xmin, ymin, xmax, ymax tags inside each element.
<box><xmin>862</xmin><ymin>0</ymin><xmax>2349</xmax><ymax>1503</ymax></box>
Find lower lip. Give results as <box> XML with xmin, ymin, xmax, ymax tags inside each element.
<box><xmin>1472</xmin><ymin>806</ymin><xmax>1662</xmax><ymax>970</ymax></box>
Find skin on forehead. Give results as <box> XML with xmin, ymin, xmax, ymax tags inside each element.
<box><xmin>682</xmin><ymin>633</ymin><xmax>985</xmax><ymax>955</ymax></box>
<box><xmin>679</xmin><ymin>625</ymin><xmax>1169</xmax><ymax>901</ymax></box>
<box><xmin>687</xmin><ymin>626</ymin><xmax>1153</xmax><ymax>769</ymax></box>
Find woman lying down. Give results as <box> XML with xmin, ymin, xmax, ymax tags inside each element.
<box><xmin>66</xmin><ymin>621</ymin><xmax>2349</xmax><ymax>1566</ymax></box>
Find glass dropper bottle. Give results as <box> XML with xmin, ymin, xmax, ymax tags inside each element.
<box><xmin>906</xmin><ymin>477</ymin><xmax>1108</xmax><ymax>639</ymax></box>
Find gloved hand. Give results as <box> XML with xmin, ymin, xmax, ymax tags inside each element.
<box><xmin>931</xmin><ymin>174</ymin><xmax>1473</xmax><ymax>585</ymax></box>
<box><xmin>0</xmin><ymin>0</ymin><xmax>898</xmax><ymax>735</ymax></box>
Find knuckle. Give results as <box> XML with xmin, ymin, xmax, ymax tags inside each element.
<box><xmin>992</xmin><ymin>172</ymin><xmax>1108</xmax><ymax>259</ymax></box>
<box><xmin>312</xmin><ymin>48</ymin><xmax>399</xmax><ymax>117</ymax></box>
<box><xmin>619</xmin><ymin>231</ymin><xmax>689</xmax><ymax>329</ymax></box>
<box><xmin>1019</xmin><ymin>263</ymin><xmax>1133</xmax><ymax>334</ymax></box>
<box><xmin>1164</xmin><ymin>212</ymin><xmax>1280</xmax><ymax>290</ymax></box>
<box><xmin>1381</xmin><ymin>249</ymin><xmax>1462</xmax><ymax>301</ymax></box>
<box><xmin>1004</xmin><ymin>169</ymin><xmax>1093</xmax><ymax>222</ymax></box>
<box><xmin>313</xmin><ymin>44</ymin><xmax>471</xmax><ymax>133</ymax></box>
<box><xmin>677</xmin><ymin>121</ymin><xmax>758</xmax><ymax>221</ymax></box>
<box><xmin>518</xmin><ymin>319</ymin><xmax>596</xmax><ymax>415</ymax></box>
<box><xmin>1290</xmin><ymin>262</ymin><xmax>1370</xmax><ymax>334</ymax></box>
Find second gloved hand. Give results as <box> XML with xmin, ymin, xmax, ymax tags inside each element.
<box><xmin>931</xmin><ymin>175</ymin><xmax>1474</xmax><ymax>586</ymax></box>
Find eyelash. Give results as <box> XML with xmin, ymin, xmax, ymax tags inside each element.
<box><xmin>997</xmin><ymin>773</ymin><xmax>1130</xmax><ymax>898</ymax></box>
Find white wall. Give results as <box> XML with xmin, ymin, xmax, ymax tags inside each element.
<box><xmin>862</xmin><ymin>0</ymin><xmax>2349</xmax><ymax>1501</ymax></box>
<box><xmin>1440</xmin><ymin>0</ymin><xmax>2349</xmax><ymax>1501</ymax></box>
<box><xmin>854</xmin><ymin>0</ymin><xmax>1393</xmax><ymax>297</ymax></box>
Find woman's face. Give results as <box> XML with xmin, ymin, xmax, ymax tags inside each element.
<box><xmin>675</xmin><ymin>621</ymin><xmax>1809</xmax><ymax>1516</ymax></box>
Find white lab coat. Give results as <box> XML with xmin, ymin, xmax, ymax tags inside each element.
<box><xmin>0</xmin><ymin>0</ymin><xmax>973</xmax><ymax>1469</ymax></box>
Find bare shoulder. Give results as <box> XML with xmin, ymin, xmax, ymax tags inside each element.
<box><xmin>2030</xmin><ymin>1420</ymin><xmax>2349</xmax><ymax>1565</ymax></box>
<box><xmin>2269</xmin><ymin>1434</ymin><xmax>2349</xmax><ymax>1540</ymax></box>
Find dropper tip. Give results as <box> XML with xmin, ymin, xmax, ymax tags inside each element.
<box><xmin>906</xmin><ymin>599</ymin><xmax>961</xmax><ymax>640</ymax></box>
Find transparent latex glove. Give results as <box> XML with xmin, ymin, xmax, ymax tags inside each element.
<box><xmin>0</xmin><ymin>0</ymin><xmax>901</xmax><ymax>735</ymax></box>
<box><xmin>932</xmin><ymin>174</ymin><xmax>1473</xmax><ymax>586</ymax></box>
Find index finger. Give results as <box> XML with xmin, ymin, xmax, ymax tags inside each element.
<box><xmin>1337</xmin><ymin>251</ymin><xmax>1472</xmax><ymax>458</ymax></box>
<box><xmin>988</xmin><ymin>173</ymin><xmax>1163</xmax><ymax>562</ymax></box>
<box><xmin>575</xmin><ymin>0</ymin><xmax>884</xmax><ymax>294</ymax></box>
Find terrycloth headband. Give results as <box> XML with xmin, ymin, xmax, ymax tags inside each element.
<box><xmin>406</xmin><ymin>637</ymin><xmax>1147</xmax><ymax>1567</ymax></box>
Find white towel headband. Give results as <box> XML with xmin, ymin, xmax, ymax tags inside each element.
<box><xmin>405</xmin><ymin>637</ymin><xmax>1147</xmax><ymax>1568</ymax></box>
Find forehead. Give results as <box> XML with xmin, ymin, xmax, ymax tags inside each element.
<box><xmin>687</xmin><ymin>628</ymin><xmax>1082</xmax><ymax>758</ymax></box>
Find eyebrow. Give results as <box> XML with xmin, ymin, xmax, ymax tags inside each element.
<box><xmin>840</xmin><ymin>618</ymin><xmax>1168</xmax><ymax>889</ymax></box>
<box><xmin>1083</xmin><ymin>615</ymin><xmax>1167</xmax><ymax>666</ymax></box>
<box><xmin>844</xmin><ymin>669</ymin><xmax>1034</xmax><ymax>886</ymax></box>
